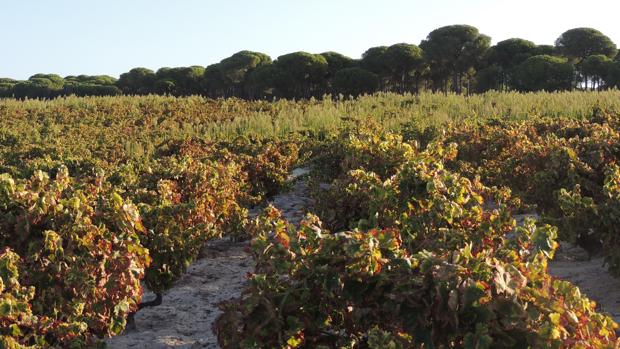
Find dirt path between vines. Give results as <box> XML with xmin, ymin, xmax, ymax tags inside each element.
<box><xmin>549</xmin><ymin>247</ymin><xmax>620</xmax><ymax>324</ymax></box>
<box><xmin>105</xmin><ymin>168</ymin><xmax>312</xmax><ymax>349</ymax></box>
<box><xmin>514</xmin><ymin>214</ymin><xmax>620</xmax><ymax>324</ymax></box>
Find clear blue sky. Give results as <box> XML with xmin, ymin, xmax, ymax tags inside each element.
<box><xmin>2</xmin><ymin>0</ymin><xmax>619</xmax><ymax>80</ymax></box>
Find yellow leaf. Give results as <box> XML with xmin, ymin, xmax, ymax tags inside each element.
<box><xmin>549</xmin><ymin>313</ymin><xmax>561</xmax><ymax>325</ymax></box>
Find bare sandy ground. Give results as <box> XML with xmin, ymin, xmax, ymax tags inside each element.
<box><xmin>104</xmin><ymin>239</ymin><xmax>251</xmax><ymax>349</ymax></box>
<box><xmin>549</xmin><ymin>244</ymin><xmax>620</xmax><ymax>324</ymax></box>
<box><xmin>105</xmin><ymin>169</ymin><xmax>312</xmax><ymax>349</ymax></box>
<box><xmin>515</xmin><ymin>213</ymin><xmax>620</xmax><ymax>324</ymax></box>
<box><xmin>515</xmin><ymin>213</ymin><xmax>620</xmax><ymax>323</ymax></box>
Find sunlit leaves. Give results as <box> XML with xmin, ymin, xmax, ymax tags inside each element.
<box><xmin>216</xmin><ymin>129</ymin><xmax>619</xmax><ymax>348</ymax></box>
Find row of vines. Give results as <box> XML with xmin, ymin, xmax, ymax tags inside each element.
<box><xmin>0</xmin><ymin>136</ymin><xmax>300</xmax><ymax>348</ymax></box>
<box><xmin>215</xmin><ymin>115</ymin><xmax>620</xmax><ymax>348</ymax></box>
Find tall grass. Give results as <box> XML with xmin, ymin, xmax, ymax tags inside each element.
<box><xmin>1</xmin><ymin>91</ymin><xmax>618</xmax><ymax>145</ymax></box>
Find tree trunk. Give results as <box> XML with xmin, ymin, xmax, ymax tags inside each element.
<box><xmin>467</xmin><ymin>77</ymin><xmax>471</xmax><ymax>96</ymax></box>
<box><xmin>452</xmin><ymin>71</ymin><xmax>458</xmax><ymax>94</ymax></box>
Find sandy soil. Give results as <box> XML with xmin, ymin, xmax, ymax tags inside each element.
<box><xmin>549</xmin><ymin>244</ymin><xmax>620</xmax><ymax>324</ymax></box>
<box><xmin>104</xmin><ymin>239</ymin><xmax>251</xmax><ymax>349</ymax></box>
<box><xmin>515</xmin><ymin>213</ymin><xmax>620</xmax><ymax>324</ymax></box>
<box><xmin>105</xmin><ymin>169</ymin><xmax>312</xmax><ymax>349</ymax></box>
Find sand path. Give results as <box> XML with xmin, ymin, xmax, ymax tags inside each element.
<box><xmin>105</xmin><ymin>169</ymin><xmax>312</xmax><ymax>349</ymax></box>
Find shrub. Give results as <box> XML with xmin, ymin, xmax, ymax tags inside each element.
<box><xmin>0</xmin><ymin>167</ymin><xmax>150</xmax><ymax>347</ymax></box>
<box><xmin>216</xmin><ymin>207</ymin><xmax>617</xmax><ymax>348</ymax></box>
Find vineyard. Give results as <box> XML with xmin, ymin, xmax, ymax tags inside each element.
<box><xmin>2</xmin><ymin>91</ymin><xmax>620</xmax><ymax>348</ymax></box>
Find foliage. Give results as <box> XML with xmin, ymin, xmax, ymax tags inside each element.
<box><xmin>555</xmin><ymin>28</ymin><xmax>617</xmax><ymax>61</ymax></box>
<box><xmin>111</xmin><ymin>137</ymin><xmax>299</xmax><ymax>292</ymax></box>
<box><xmin>513</xmin><ymin>55</ymin><xmax>574</xmax><ymax>92</ymax></box>
<box><xmin>0</xmin><ymin>110</ymin><xmax>302</xmax><ymax>346</ymax></box>
<box><xmin>449</xmin><ymin>113</ymin><xmax>620</xmax><ymax>211</ymax></box>
<box><xmin>159</xmin><ymin>137</ymin><xmax>300</xmax><ymax>203</ymax></box>
<box><xmin>1</xmin><ymin>248</ymin><xmax>93</xmax><ymax>349</ymax></box>
<box><xmin>557</xmin><ymin>166</ymin><xmax>620</xmax><ymax>275</ymax></box>
<box><xmin>154</xmin><ymin>66</ymin><xmax>205</xmax><ymax>96</ymax></box>
<box><xmin>478</xmin><ymin>38</ymin><xmax>537</xmax><ymax>92</ymax></box>
<box><xmin>420</xmin><ymin>25</ymin><xmax>491</xmax><ymax>93</ymax></box>
<box><xmin>273</xmin><ymin>52</ymin><xmax>329</xmax><ymax>99</ymax></box>
<box><xmin>445</xmin><ymin>110</ymin><xmax>620</xmax><ymax>277</ymax></box>
<box><xmin>384</xmin><ymin>43</ymin><xmax>425</xmax><ymax>93</ymax></box>
<box><xmin>116</xmin><ymin>68</ymin><xmax>156</xmax><ymax>95</ymax></box>
<box><xmin>2</xmin><ymin>92</ymin><xmax>620</xmax><ymax>347</ymax></box>
<box><xmin>2</xmin><ymin>26</ymin><xmax>620</xmax><ymax>99</ymax></box>
<box><xmin>215</xmin><ymin>128</ymin><xmax>619</xmax><ymax>347</ymax></box>
<box><xmin>321</xmin><ymin>52</ymin><xmax>357</xmax><ymax>82</ymax></box>
<box><xmin>3</xmin><ymin>92</ymin><xmax>620</xmax><ymax>180</ymax></box>
<box><xmin>12</xmin><ymin>75</ymin><xmax>66</xmax><ymax>99</ymax></box>
<box><xmin>361</xmin><ymin>46</ymin><xmax>389</xmax><ymax>84</ymax></box>
<box><xmin>203</xmin><ymin>51</ymin><xmax>271</xmax><ymax>98</ymax></box>
<box><xmin>332</xmin><ymin>68</ymin><xmax>379</xmax><ymax>97</ymax></box>
<box><xmin>130</xmin><ymin>157</ymin><xmax>248</xmax><ymax>292</ymax></box>
<box><xmin>0</xmin><ymin>167</ymin><xmax>150</xmax><ymax>347</ymax></box>
<box><xmin>581</xmin><ymin>55</ymin><xmax>613</xmax><ymax>90</ymax></box>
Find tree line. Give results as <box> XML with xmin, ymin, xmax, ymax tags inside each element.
<box><xmin>2</xmin><ymin>25</ymin><xmax>619</xmax><ymax>100</ymax></box>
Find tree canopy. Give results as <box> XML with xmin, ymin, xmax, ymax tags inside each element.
<box><xmin>1</xmin><ymin>25</ymin><xmax>619</xmax><ymax>100</ymax></box>
<box><xmin>332</xmin><ymin>67</ymin><xmax>379</xmax><ymax>97</ymax></box>
<box><xmin>484</xmin><ymin>38</ymin><xmax>537</xmax><ymax>91</ymax></box>
<box><xmin>384</xmin><ymin>43</ymin><xmax>425</xmax><ymax>93</ymax></box>
<box><xmin>203</xmin><ymin>51</ymin><xmax>271</xmax><ymax>98</ymax></box>
<box><xmin>117</xmin><ymin>68</ymin><xmax>156</xmax><ymax>95</ymax></box>
<box><xmin>420</xmin><ymin>25</ymin><xmax>491</xmax><ymax>93</ymax></box>
<box><xmin>513</xmin><ymin>55</ymin><xmax>574</xmax><ymax>92</ymax></box>
<box><xmin>555</xmin><ymin>28</ymin><xmax>617</xmax><ymax>61</ymax></box>
<box><xmin>273</xmin><ymin>52</ymin><xmax>329</xmax><ymax>98</ymax></box>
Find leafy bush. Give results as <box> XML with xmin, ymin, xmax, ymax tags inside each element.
<box><xmin>558</xmin><ymin>165</ymin><xmax>620</xmax><ymax>274</ymax></box>
<box><xmin>0</xmin><ymin>167</ymin><xmax>150</xmax><ymax>347</ymax></box>
<box><xmin>216</xmin><ymin>207</ymin><xmax>618</xmax><ymax>348</ymax></box>
<box><xmin>217</xmin><ymin>130</ymin><xmax>619</xmax><ymax>348</ymax></box>
<box><xmin>446</xmin><ymin>113</ymin><xmax>620</xmax><ymax>246</ymax></box>
<box><xmin>436</xmin><ymin>111</ymin><xmax>620</xmax><ymax>280</ymax></box>
<box><xmin>157</xmin><ymin>137</ymin><xmax>300</xmax><ymax>204</ymax></box>
<box><xmin>0</xmin><ymin>136</ymin><xmax>300</xmax><ymax>345</ymax></box>
<box><xmin>234</xmin><ymin>140</ymin><xmax>300</xmax><ymax>201</ymax></box>
<box><xmin>130</xmin><ymin>157</ymin><xmax>248</xmax><ymax>293</ymax></box>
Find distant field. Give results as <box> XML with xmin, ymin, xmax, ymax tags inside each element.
<box><xmin>1</xmin><ymin>90</ymin><xmax>619</xmax><ymax>146</ymax></box>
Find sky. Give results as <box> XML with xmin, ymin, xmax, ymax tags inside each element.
<box><xmin>2</xmin><ymin>0</ymin><xmax>619</xmax><ymax>80</ymax></box>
